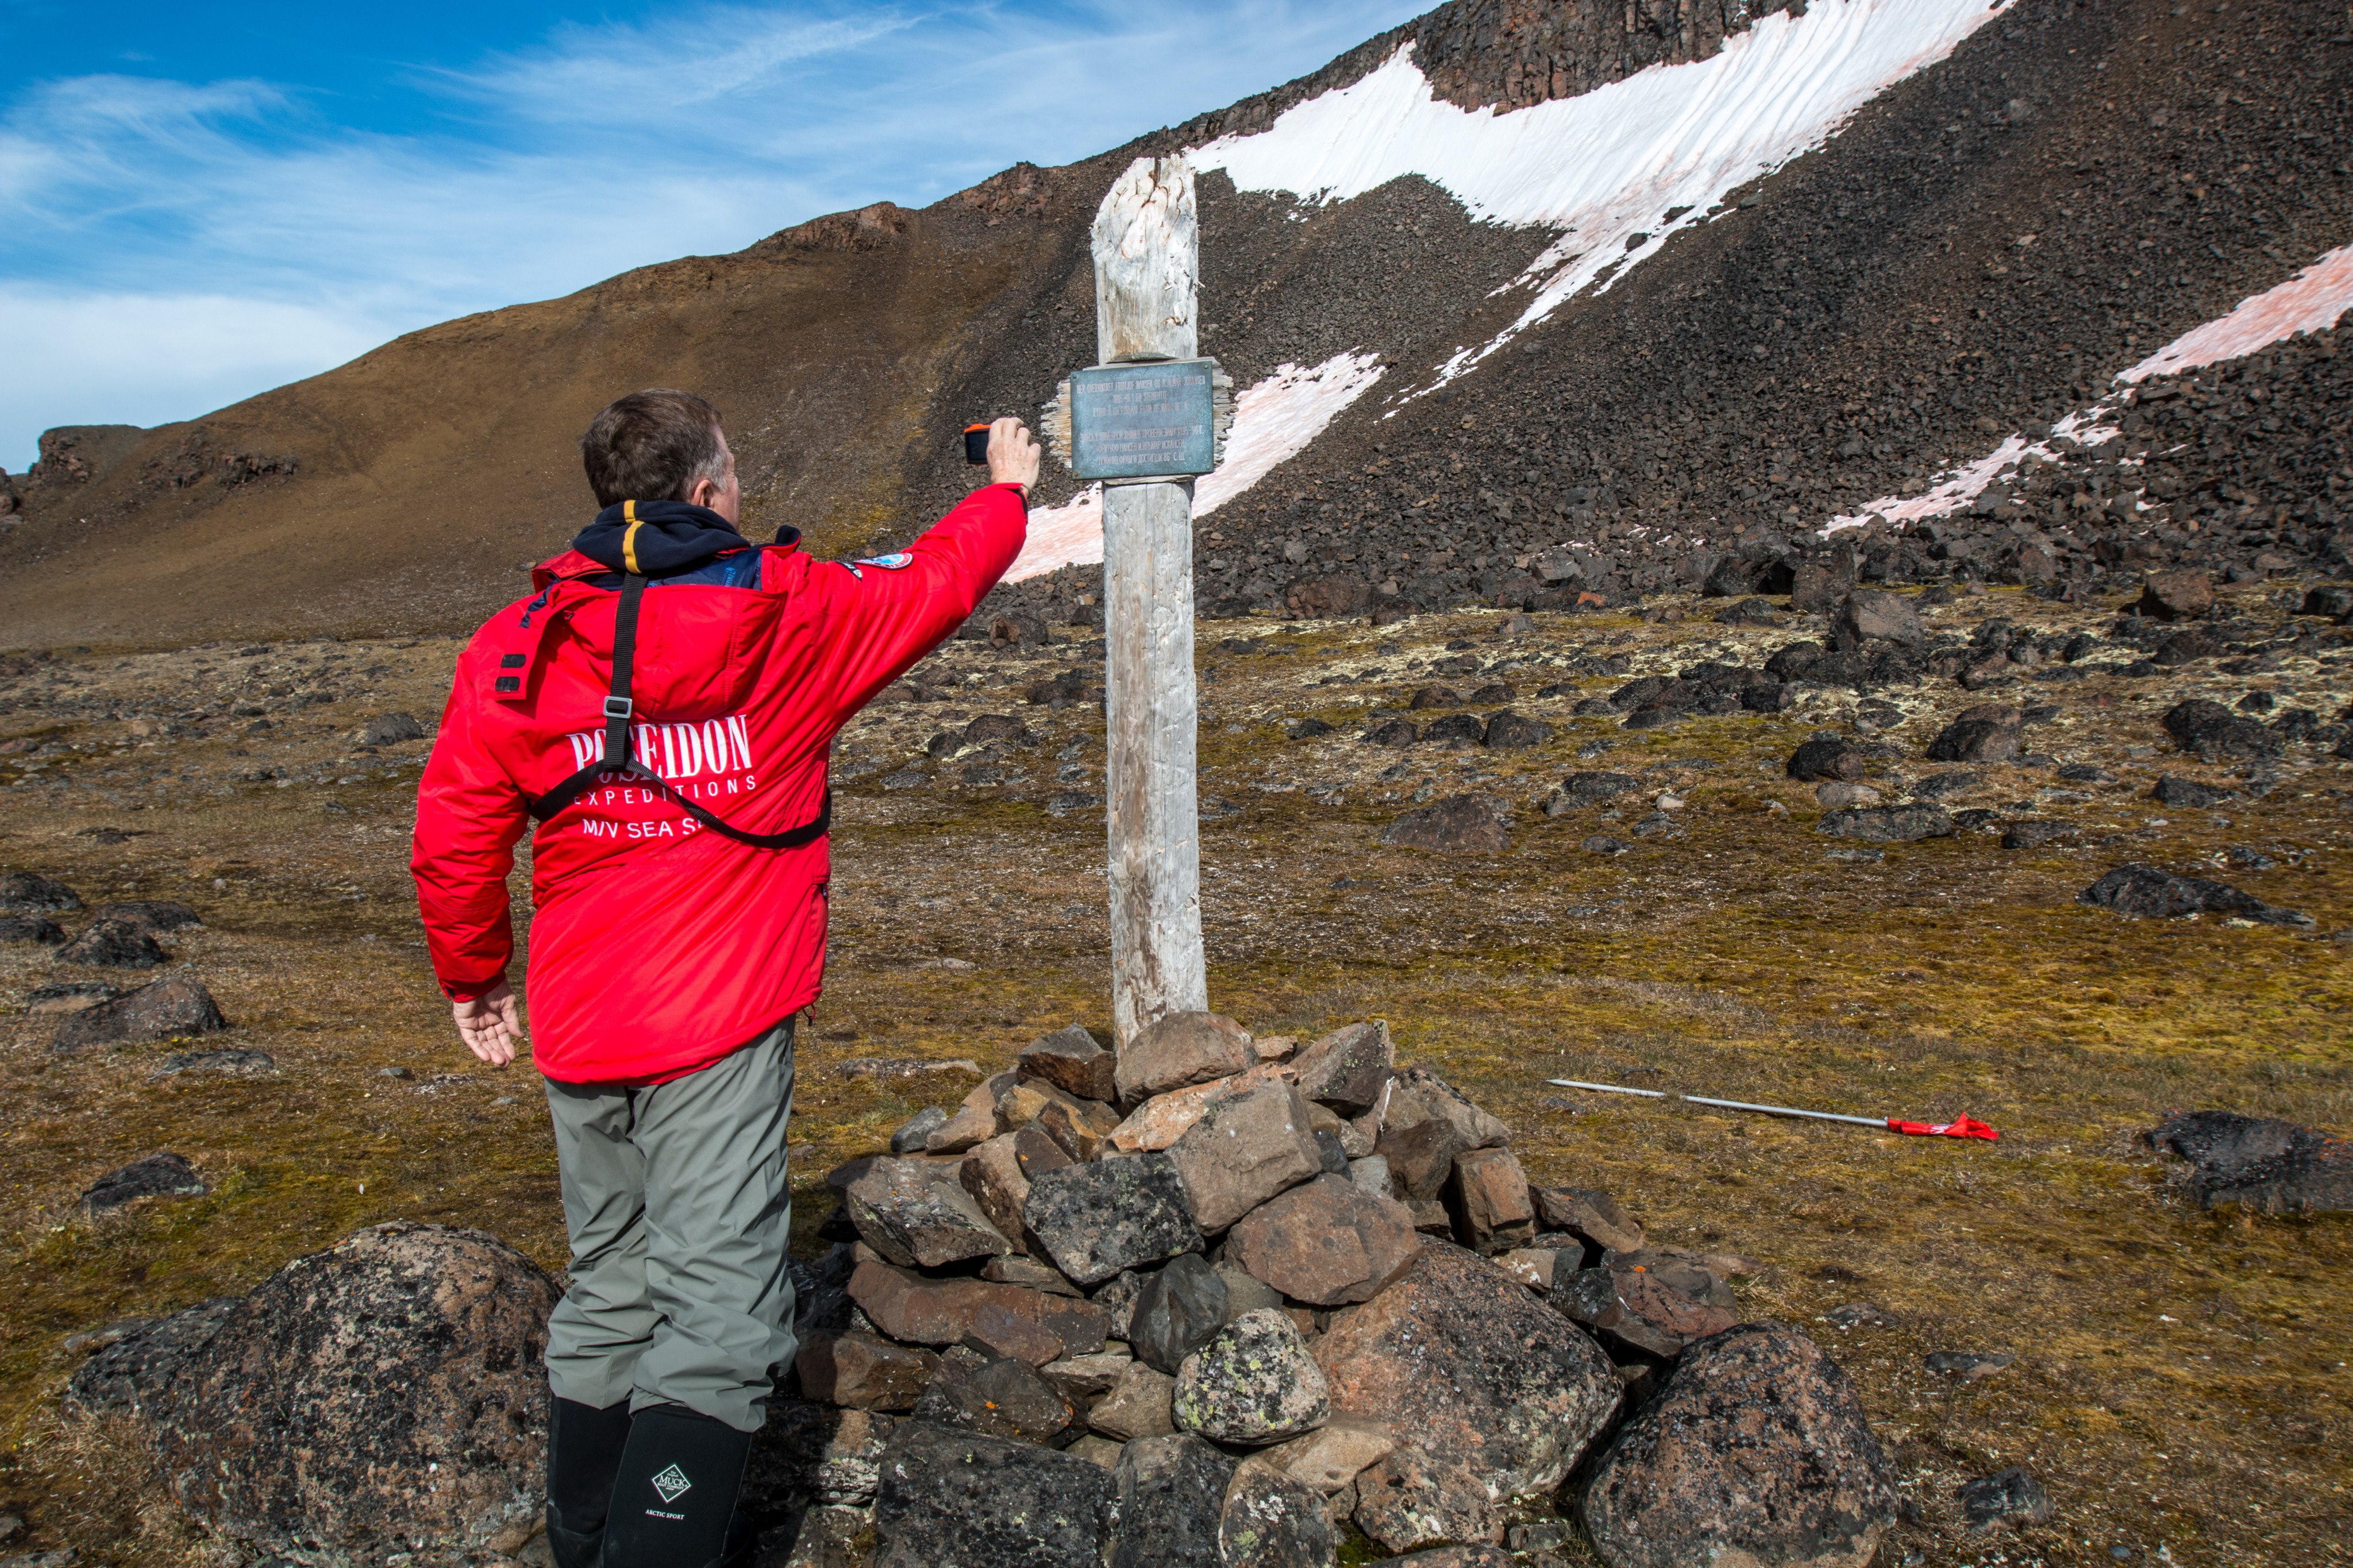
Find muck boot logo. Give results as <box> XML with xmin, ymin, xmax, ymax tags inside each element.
<box><xmin>650</xmin><ymin>1463</ymin><xmax>692</xmax><ymax>1505</ymax></box>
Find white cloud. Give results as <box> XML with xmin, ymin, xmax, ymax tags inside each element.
<box><xmin>0</xmin><ymin>1</ymin><xmax>1427</xmax><ymax>469</ymax></box>
<box><xmin>0</xmin><ymin>287</ymin><xmax>393</xmax><ymax>474</ymax></box>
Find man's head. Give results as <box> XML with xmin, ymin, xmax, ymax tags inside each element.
<box><xmin>580</xmin><ymin>388</ymin><xmax>741</xmax><ymax>525</ymax></box>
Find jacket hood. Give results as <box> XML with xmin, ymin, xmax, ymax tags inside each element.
<box><xmin>571</xmin><ymin>498</ymin><xmax>745</xmax><ymax>575</ymax></box>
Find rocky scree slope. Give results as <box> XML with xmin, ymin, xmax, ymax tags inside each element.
<box><xmin>3</xmin><ymin>0</ymin><xmax>2349</xmax><ymax>651</ymax></box>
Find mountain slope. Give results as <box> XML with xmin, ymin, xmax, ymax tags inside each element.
<box><xmin>4</xmin><ymin>0</ymin><xmax>2350</xmax><ymax>650</ymax></box>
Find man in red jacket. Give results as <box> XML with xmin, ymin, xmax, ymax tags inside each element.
<box><xmin>411</xmin><ymin>388</ymin><xmax>1035</xmax><ymax>1568</ymax></box>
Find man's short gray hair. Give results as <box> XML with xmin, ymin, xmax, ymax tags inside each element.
<box><xmin>580</xmin><ymin>388</ymin><xmax>727</xmax><ymax>508</ymax></box>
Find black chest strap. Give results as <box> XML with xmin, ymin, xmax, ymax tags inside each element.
<box><xmin>526</xmin><ymin>568</ymin><xmax>831</xmax><ymax>850</ymax></box>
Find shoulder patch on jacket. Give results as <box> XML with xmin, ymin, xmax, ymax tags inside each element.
<box><xmin>852</xmin><ymin>552</ymin><xmax>912</xmax><ymax>570</ymax></box>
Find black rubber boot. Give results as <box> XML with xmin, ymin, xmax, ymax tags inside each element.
<box><xmin>600</xmin><ymin>1404</ymin><xmax>755</xmax><ymax>1568</ymax></box>
<box><xmin>545</xmin><ymin>1396</ymin><xmax>634</xmax><ymax>1568</ymax></box>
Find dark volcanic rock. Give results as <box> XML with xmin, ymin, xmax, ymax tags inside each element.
<box><xmin>2162</xmin><ymin>698</ymin><xmax>2282</xmax><ymax>760</ymax></box>
<box><xmin>82</xmin><ymin>1151</ymin><xmax>207</xmax><ymax>1212</ymax></box>
<box><xmin>0</xmin><ymin>872</ymin><xmax>80</xmax><ymax>914</ymax></box>
<box><xmin>1289</xmin><ymin>1020</ymin><xmax>1393</xmax><ymax>1116</ymax></box>
<box><xmin>67</xmin><ymin>1295</ymin><xmax>241</xmax><ymax>1420</ymax></box>
<box><xmin>1958</xmin><ymin>1467</ymin><xmax>2055</xmax><ymax>1531</ymax></box>
<box><xmin>912</xmin><ymin>1348</ymin><xmax>1076</xmax><ymax>1443</ymax></box>
<box><xmin>1582</xmin><ymin>1324</ymin><xmax>1897</xmax><ymax>1568</ymax></box>
<box><xmin>0</xmin><ymin>915</ymin><xmax>65</xmax><ymax>945</ymax></box>
<box><xmin>1023</xmin><ymin>1153</ymin><xmax>1203</xmax><ymax>1287</ymax></box>
<box><xmin>1019</xmin><ymin>1023</ymin><xmax>1116</xmax><ymax>1103</ymax></box>
<box><xmin>1481</xmin><ymin>710</ymin><xmax>1551</xmax><ymax>749</ymax></box>
<box><xmin>1108</xmin><ymin>1433</ymin><xmax>1234</xmax><ymax>1568</ymax></box>
<box><xmin>2144</xmin><ymin>1110</ymin><xmax>2353</xmax><ymax>1214</ymax></box>
<box><xmin>53</xmin><ymin>917</ymin><xmax>168</xmax><ymax>969</ymax></box>
<box><xmin>2135</xmin><ymin>568</ymin><xmax>2214</xmax><ymax>622</ymax></box>
<box><xmin>2151</xmin><ymin>775</ymin><xmax>2235</xmax><ymax>808</ymax></box>
<box><xmin>845</xmin><ymin>1157</ymin><xmax>1012</xmax><ymax>1269</ymax></box>
<box><xmin>1129</xmin><ymin>1253</ymin><xmax>1230</xmax><ymax>1374</ymax></box>
<box><xmin>1926</xmin><ymin>710</ymin><xmax>2021</xmax><ymax>764</ymax></box>
<box><xmin>2078</xmin><ymin>865</ymin><xmax>2310</xmax><ymax>926</ymax></box>
<box><xmin>1786</xmin><ymin>735</ymin><xmax>1869</xmax><ymax>781</ymax></box>
<box><xmin>875</xmin><ymin>1421</ymin><xmax>1112</xmax><ymax>1568</ymax></box>
<box><xmin>53</xmin><ymin>974</ymin><xmax>229</xmax><ymax>1050</ymax></box>
<box><xmin>107</xmin><ymin>1223</ymin><xmax>557</xmax><ymax>1562</ymax></box>
<box><xmin>92</xmin><ymin>899</ymin><xmax>203</xmax><ymax>934</ymax></box>
<box><xmin>1381</xmin><ymin>793</ymin><xmax>1511</xmax><ymax>854</ymax></box>
<box><xmin>1315</xmin><ymin>1245</ymin><xmax>1620</xmax><ymax>1499</ymax></box>
<box><xmin>1816</xmin><ymin>804</ymin><xmax>1953</xmax><ymax>843</ymax></box>
<box><xmin>362</xmin><ymin>711</ymin><xmax>427</xmax><ymax>746</ymax></box>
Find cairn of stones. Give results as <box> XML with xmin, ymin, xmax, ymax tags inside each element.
<box><xmin>791</xmin><ymin>1013</ymin><xmax>1897</xmax><ymax>1566</ymax></box>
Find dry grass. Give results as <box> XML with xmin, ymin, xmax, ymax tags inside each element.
<box><xmin>1</xmin><ymin>585</ymin><xmax>2348</xmax><ymax>1565</ymax></box>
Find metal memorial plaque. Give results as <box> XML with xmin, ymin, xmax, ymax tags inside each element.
<box><xmin>1068</xmin><ymin>359</ymin><xmax>1218</xmax><ymax>480</ymax></box>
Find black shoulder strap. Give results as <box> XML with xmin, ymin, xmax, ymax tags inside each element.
<box><xmin>526</xmin><ymin>565</ymin><xmax>830</xmax><ymax>850</ymax></box>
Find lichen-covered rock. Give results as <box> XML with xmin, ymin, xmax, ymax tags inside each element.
<box><xmin>53</xmin><ymin>916</ymin><xmax>169</xmax><ymax>969</ymax></box>
<box><xmin>1815</xmin><ymin>803</ymin><xmax>1953</xmax><ymax>843</ymax></box>
<box><xmin>98</xmin><ymin>1223</ymin><xmax>558</xmax><ymax>1565</ymax></box>
<box><xmin>1353</xmin><ymin>1448</ymin><xmax>1501</xmax><ymax>1552</ymax></box>
<box><xmin>1022</xmin><ymin>1153</ymin><xmax>1203</xmax><ymax>1287</ymax></box>
<box><xmin>874</xmin><ymin>1421</ymin><xmax>1112</xmax><ymax>1568</ymax></box>
<box><xmin>81</xmin><ymin>1151</ymin><xmax>207</xmax><ymax>1212</ymax></box>
<box><xmin>1172</xmin><ymin>1309</ymin><xmax>1329</xmax><ymax>1446</ymax></box>
<box><xmin>1219</xmin><ymin>1459</ymin><xmax>1339</xmax><ymax>1568</ymax></box>
<box><xmin>1314</xmin><ymin>1244</ymin><xmax>1619</xmax><ymax>1500</ymax></box>
<box><xmin>1581</xmin><ymin>1323</ymin><xmax>1898</xmax><ymax>1568</ymax></box>
<box><xmin>1555</xmin><ymin>1250</ymin><xmax>1739</xmax><ymax>1359</ymax></box>
<box><xmin>52</xmin><ymin>974</ymin><xmax>228</xmax><ymax>1051</ymax></box>
<box><xmin>1108</xmin><ymin>1433</ymin><xmax>1234</xmax><ymax>1568</ymax></box>
<box><xmin>2079</xmin><ymin>864</ymin><xmax>2310</xmax><ymax>926</ymax></box>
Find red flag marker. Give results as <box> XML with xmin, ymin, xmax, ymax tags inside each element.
<box><xmin>1547</xmin><ymin>1081</ymin><xmax>1998</xmax><ymax>1141</ymax></box>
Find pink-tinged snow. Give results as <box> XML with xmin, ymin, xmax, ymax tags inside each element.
<box><xmin>1827</xmin><ymin>244</ymin><xmax>2353</xmax><ymax>534</ymax></box>
<box><xmin>2120</xmin><ymin>243</ymin><xmax>2353</xmax><ymax>383</ymax></box>
<box><xmin>1189</xmin><ymin>0</ymin><xmax>2010</xmax><ymax>399</ymax></box>
<box><xmin>1004</xmin><ymin>351</ymin><xmax>1385</xmax><ymax>582</ymax></box>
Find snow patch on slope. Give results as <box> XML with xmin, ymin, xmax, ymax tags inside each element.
<box><xmin>1827</xmin><ymin>244</ymin><xmax>2353</xmax><ymax>534</ymax></box>
<box><xmin>1191</xmin><ymin>0</ymin><xmax>2011</xmax><ymax>399</ymax></box>
<box><xmin>1006</xmin><ymin>350</ymin><xmax>1384</xmax><ymax>582</ymax></box>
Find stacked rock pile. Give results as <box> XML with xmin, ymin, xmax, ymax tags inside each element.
<box><xmin>777</xmin><ymin>1014</ymin><xmax>1898</xmax><ymax>1567</ymax></box>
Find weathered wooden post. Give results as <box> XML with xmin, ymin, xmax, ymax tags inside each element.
<box><xmin>1049</xmin><ymin>155</ymin><xmax>1229</xmax><ymax>1046</ymax></box>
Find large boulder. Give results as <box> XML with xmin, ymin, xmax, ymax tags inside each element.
<box><xmin>52</xmin><ymin>974</ymin><xmax>228</xmax><ymax>1051</ymax></box>
<box><xmin>1581</xmin><ymin>1324</ymin><xmax>1897</xmax><ymax>1568</ymax></box>
<box><xmin>873</xmin><ymin>1421</ymin><xmax>1113</xmax><ymax>1568</ymax></box>
<box><xmin>2144</xmin><ymin>1110</ymin><xmax>2353</xmax><ymax>1213</ymax></box>
<box><xmin>71</xmin><ymin>1223</ymin><xmax>557</xmax><ymax>1565</ymax></box>
<box><xmin>1314</xmin><ymin>1245</ymin><xmax>1620</xmax><ymax>1500</ymax></box>
<box><xmin>1022</xmin><ymin>1154</ymin><xmax>1203</xmax><ymax>1287</ymax></box>
<box><xmin>1223</xmin><ymin>1174</ymin><xmax>1418</xmax><ymax>1307</ymax></box>
<box><xmin>1166</xmin><ymin>1080</ymin><xmax>1323</xmax><ymax>1232</ymax></box>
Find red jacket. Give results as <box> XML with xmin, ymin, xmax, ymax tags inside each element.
<box><xmin>411</xmin><ymin>483</ymin><xmax>1028</xmax><ymax>1084</ymax></box>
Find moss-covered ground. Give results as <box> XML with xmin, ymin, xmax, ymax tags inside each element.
<box><xmin>0</xmin><ymin>583</ymin><xmax>2346</xmax><ymax>1565</ymax></box>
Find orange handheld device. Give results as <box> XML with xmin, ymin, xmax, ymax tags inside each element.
<box><xmin>963</xmin><ymin>424</ymin><xmax>991</xmax><ymax>464</ymax></box>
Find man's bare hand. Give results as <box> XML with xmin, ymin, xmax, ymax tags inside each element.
<box><xmin>985</xmin><ymin>416</ymin><xmax>1042</xmax><ymax>496</ymax></box>
<box><xmin>452</xmin><ymin>979</ymin><xmax>525</xmax><ymax>1067</ymax></box>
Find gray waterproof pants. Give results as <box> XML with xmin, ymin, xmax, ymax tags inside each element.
<box><xmin>542</xmin><ymin>1020</ymin><xmax>797</xmax><ymax>1433</ymax></box>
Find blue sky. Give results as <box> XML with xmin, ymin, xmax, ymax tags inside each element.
<box><xmin>0</xmin><ymin>1</ymin><xmax>1426</xmax><ymax>472</ymax></box>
